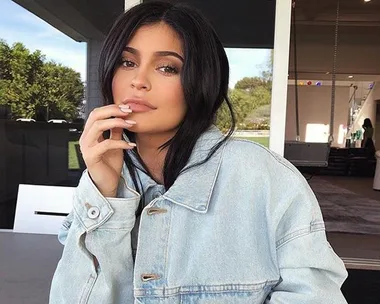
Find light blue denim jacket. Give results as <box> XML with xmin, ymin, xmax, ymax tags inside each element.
<box><xmin>50</xmin><ymin>126</ymin><xmax>348</xmax><ymax>304</ymax></box>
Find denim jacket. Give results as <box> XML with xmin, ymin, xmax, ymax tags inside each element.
<box><xmin>50</xmin><ymin>126</ymin><xmax>348</xmax><ymax>304</ymax></box>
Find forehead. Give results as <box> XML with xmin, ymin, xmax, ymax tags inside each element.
<box><xmin>127</xmin><ymin>22</ymin><xmax>183</xmax><ymax>55</ymax></box>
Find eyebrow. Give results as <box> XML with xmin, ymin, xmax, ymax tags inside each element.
<box><xmin>124</xmin><ymin>46</ymin><xmax>184</xmax><ymax>62</ymax></box>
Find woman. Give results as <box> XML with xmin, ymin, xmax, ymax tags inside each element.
<box><xmin>50</xmin><ymin>2</ymin><xmax>348</xmax><ymax>303</ymax></box>
<box><xmin>361</xmin><ymin>118</ymin><xmax>376</xmax><ymax>156</ymax></box>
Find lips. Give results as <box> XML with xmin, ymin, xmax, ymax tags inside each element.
<box><xmin>123</xmin><ymin>98</ymin><xmax>157</xmax><ymax>113</ymax></box>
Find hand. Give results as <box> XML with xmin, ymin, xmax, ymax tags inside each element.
<box><xmin>79</xmin><ymin>104</ymin><xmax>136</xmax><ymax>197</ymax></box>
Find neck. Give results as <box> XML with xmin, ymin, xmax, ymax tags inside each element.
<box><xmin>135</xmin><ymin>131</ymin><xmax>175</xmax><ymax>185</ymax></box>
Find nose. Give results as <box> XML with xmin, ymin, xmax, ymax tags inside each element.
<box><xmin>131</xmin><ymin>70</ymin><xmax>151</xmax><ymax>91</ymax></box>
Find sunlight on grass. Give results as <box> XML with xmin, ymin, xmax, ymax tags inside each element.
<box><xmin>68</xmin><ymin>141</ymin><xmax>79</xmax><ymax>170</ymax></box>
<box><xmin>234</xmin><ymin>136</ymin><xmax>269</xmax><ymax>147</ymax></box>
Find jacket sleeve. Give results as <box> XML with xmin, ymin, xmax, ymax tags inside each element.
<box><xmin>265</xmin><ymin>229</ymin><xmax>348</xmax><ymax>303</ymax></box>
<box><xmin>50</xmin><ymin>169</ymin><xmax>140</xmax><ymax>303</ymax></box>
<box><xmin>265</xmin><ymin>166</ymin><xmax>348</xmax><ymax>304</ymax></box>
<box><xmin>56</xmin><ymin>169</ymin><xmax>139</xmax><ymax>245</ymax></box>
<box><xmin>57</xmin><ymin>211</ymin><xmax>74</xmax><ymax>245</ymax></box>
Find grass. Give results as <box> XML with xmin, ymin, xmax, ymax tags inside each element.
<box><xmin>234</xmin><ymin>136</ymin><xmax>270</xmax><ymax>147</ymax></box>
<box><xmin>68</xmin><ymin>141</ymin><xmax>80</xmax><ymax>170</ymax></box>
<box><xmin>67</xmin><ymin>137</ymin><xmax>270</xmax><ymax>170</ymax></box>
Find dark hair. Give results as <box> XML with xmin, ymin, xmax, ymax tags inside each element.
<box><xmin>363</xmin><ymin>118</ymin><xmax>373</xmax><ymax>129</ymax></box>
<box><xmin>98</xmin><ymin>1</ymin><xmax>235</xmax><ymax>215</ymax></box>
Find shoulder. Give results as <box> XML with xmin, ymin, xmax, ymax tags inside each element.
<box><xmin>221</xmin><ymin>137</ymin><xmax>302</xmax><ymax>179</ymax></box>
<box><xmin>219</xmin><ymin>137</ymin><xmax>313</xmax><ymax>200</ymax></box>
<box><xmin>219</xmin><ymin>138</ymin><xmax>323</xmax><ymax>237</ymax></box>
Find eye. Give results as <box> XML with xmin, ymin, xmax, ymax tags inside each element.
<box><xmin>120</xmin><ymin>59</ymin><xmax>136</xmax><ymax>68</ymax></box>
<box><xmin>157</xmin><ymin>65</ymin><xmax>179</xmax><ymax>75</ymax></box>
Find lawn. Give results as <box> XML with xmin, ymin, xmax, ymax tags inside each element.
<box><xmin>68</xmin><ymin>141</ymin><xmax>80</xmax><ymax>170</ymax></box>
<box><xmin>68</xmin><ymin>137</ymin><xmax>270</xmax><ymax>170</ymax></box>
<box><xmin>234</xmin><ymin>136</ymin><xmax>269</xmax><ymax>148</ymax></box>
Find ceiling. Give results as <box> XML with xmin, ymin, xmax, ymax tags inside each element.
<box><xmin>11</xmin><ymin>0</ymin><xmax>379</xmax><ymax>80</ymax></box>
<box><xmin>295</xmin><ymin>0</ymin><xmax>380</xmax><ymax>26</ymax></box>
<box><xmin>289</xmin><ymin>0</ymin><xmax>380</xmax><ymax>81</ymax></box>
<box><xmin>145</xmin><ymin>0</ymin><xmax>276</xmax><ymax>48</ymax></box>
<box><xmin>12</xmin><ymin>0</ymin><xmax>276</xmax><ymax>47</ymax></box>
<box><xmin>12</xmin><ymin>0</ymin><xmax>126</xmax><ymax>41</ymax></box>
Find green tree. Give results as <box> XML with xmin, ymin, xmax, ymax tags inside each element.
<box><xmin>216</xmin><ymin>88</ymin><xmax>262</xmax><ymax>131</ymax></box>
<box><xmin>234</xmin><ymin>77</ymin><xmax>266</xmax><ymax>93</ymax></box>
<box><xmin>0</xmin><ymin>40</ymin><xmax>84</xmax><ymax>120</ymax></box>
<box><xmin>261</xmin><ymin>49</ymin><xmax>273</xmax><ymax>83</ymax></box>
<box><xmin>216</xmin><ymin>53</ymin><xmax>273</xmax><ymax>131</ymax></box>
<box><xmin>40</xmin><ymin>62</ymin><xmax>84</xmax><ymax>120</ymax></box>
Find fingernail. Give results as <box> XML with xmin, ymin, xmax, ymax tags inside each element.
<box><xmin>128</xmin><ymin>142</ymin><xmax>137</xmax><ymax>147</ymax></box>
<box><xmin>125</xmin><ymin>120</ymin><xmax>136</xmax><ymax>125</ymax></box>
<box><xmin>120</xmin><ymin>107</ymin><xmax>132</xmax><ymax>113</ymax></box>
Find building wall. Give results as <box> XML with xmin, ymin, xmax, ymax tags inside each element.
<box><xmin>85</xmin><ymin>39</ymin><xmax>104</xmax><ymax>116</ymax></box>
<box><xmin>286</xmin><ymin>85</ymin><xmax>350</xmax><ymax>147</ymax></box>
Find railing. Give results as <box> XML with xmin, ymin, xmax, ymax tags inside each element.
<box><xmin>346</xmin><ymin>82</ymin><xmax>375</xmax><ymax>137</ymax></box>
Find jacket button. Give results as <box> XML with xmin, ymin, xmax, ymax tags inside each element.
<box><xmin>141</xmin><ymin>273</ymin><xmax>160</xmax><ymax>282</ymax></box>
<box><xmin>147</xmin><ymin>208</ymin><xmax>167</xmax><ymax>215</ymax></box>
<box><xmin>87</xmin><ymin>207</ymin><xmax>100</xmax><ymax>219</ymax></box>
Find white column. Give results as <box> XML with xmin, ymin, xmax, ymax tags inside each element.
<box><xmin>269</xmin><ymin>0</ymin><xmax>292</xmax><ymax>156</ymax></box>
<box><xmin>85</xmin><ymin>39</ymin><xmax>104</xmax><ymax>117</ymax></box>
<box><xmin>125</xmin><ymin>0</ymin><xmax>142</xmax><ymax>11</ymax></box>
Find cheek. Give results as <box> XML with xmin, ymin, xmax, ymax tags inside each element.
<box><xmin>111</xmin><ymin>72</ymin><xmax>129</xmax><ymax>103</ymax></box>
<box><xmin>170</xmin><ymin>90</ymin><xmax>186</xmax><ymax>120</ymax></box>
<box><xmin>111</xmin><ymin>76</ymin><xmax>119</xmax><ymax>101</ymax></box>
<box><xmin>163</xmin><ymin>80</ymin><xmax>186</xmax><ymax>111</ymax></box>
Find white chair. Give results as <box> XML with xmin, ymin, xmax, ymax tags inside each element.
<box><xmin>13</xmin><ymin>184</ymin><xmax>74</xmax><ymax>235</ymax></box>
<box><xmin>373</xmin><ymin>151</ymin><xmax>380</xmax><ymax>190</ymax></box>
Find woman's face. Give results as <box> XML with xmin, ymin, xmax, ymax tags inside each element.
<box><xmin>112</xmin><ymin>22</ymin><xmax>186</xmax><ymax>135</ymax></box>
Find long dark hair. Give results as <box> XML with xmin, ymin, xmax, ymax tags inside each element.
<box><xmin>363</xmin><ymin>118</ymin><xmax>373</xmax><ymax>129</ymax></box>
<box><xmin>99</xmin><ymin>1</ymin><xmax>235</xmax><ymax>214</ymax></box>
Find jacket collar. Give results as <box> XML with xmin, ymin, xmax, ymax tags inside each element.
<box><xmin>122</xmin><ymin>126</ymin><xmax>226</xmax><ymax>213</ymax></box>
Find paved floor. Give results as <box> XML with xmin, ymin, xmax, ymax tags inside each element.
<box><xmin>328</xmin><ymin>232</ymin><xmax>380</xmax><ymax>270</ymax></box>
<box><xmin>0</xmin><ymin>231</ymin><xmax>62</xmax><ymax>304</ymax></box>
<box><xmin>319</xmin><ymin>175</ymin><xmax>380</xmax><ymax>201</ymax></box>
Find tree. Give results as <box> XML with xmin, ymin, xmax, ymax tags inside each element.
<box><xmin>235</xmin><ymin>77</ymin><xmax>266</xmax><ymax>93</ymax></box>
<box><xmin>0</xmin><ymin>40</ymin><xmax>84</xmax><ymax>121</ymax></box>
<box><xmin>216</xmin><ymin>51</ymin><xmax>273</xmax><ymax>132</ymax></box>
<box><xmin>40</xmin><ymin>62</ymin><xmax>84</xmax><ymax>120</ymax></box>
<box><xmin>216</xmin><ymin>88</ymin><xmax>268</xmax><ymax>131</ymax></box>
<box><xmin>260</xmin><ymin>51</ymin><xmax>273</xmax><ymax>92</ymax></box>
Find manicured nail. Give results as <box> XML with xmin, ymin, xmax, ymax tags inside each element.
<box><xmin>125</xmin><ymin>120</ymin><xmax>136</xmax><ymax>125</ymax></box>
<box><xmin>128</xmin><ymin>142</ymin><xmax>137</xmax><ymax>147</ymax></box>
<box><xmin>120</xmin><ymin>108</ymin><xmax>132</xmax><ymax>113</ymax></box>
<box><xmin>119</xmin><ymin>105</ymin><xmax>132</xmax><ymax>113</ymax></box>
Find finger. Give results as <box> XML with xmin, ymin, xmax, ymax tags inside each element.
<box><xmin>85</xmin><ymin>139</ymin><xmax>136</xmax><ymax>164</ymax></box>
<box><xmin>110</xmin><ymin>118</ymin><xmax>136</xmax><ymax>140</ymax></box>
<box><xmin>82</xmin><ymin>104</ymin><xmax>132</xmax><ymax>139</ymax></box>
<box><xmin>83</xmin><ymin>118</ymin><xmax>136</xmax><ymax>147</ymax></box>
<box><xmin>110</xmin><ymin>127</ymin><xmax>123</xmax><ymax>140</ymax></box>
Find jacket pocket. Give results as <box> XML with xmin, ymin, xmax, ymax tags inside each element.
<box><xmin>134</xmin><ymin>281</ymin><xmax>277</xmax><ymax>304</ymax></box>
<box><xmin>178</xmin><ymin>282</ymin><xmax>276</xmax><ymax>304</ymax></box>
